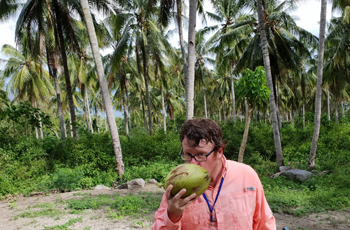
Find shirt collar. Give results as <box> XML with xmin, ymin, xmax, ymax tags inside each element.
<box><xmin>221</xmin><ymin>155</ymin><xmax>228</xmax><ymax>178</ymax></box>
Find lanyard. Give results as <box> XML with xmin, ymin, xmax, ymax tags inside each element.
<box><xmin>202</xmin><ymin>177</ymin><xmax>225</xmax><ymax>222</ymax></box>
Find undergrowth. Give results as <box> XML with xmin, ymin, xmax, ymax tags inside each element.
<box><xmin>1</xmin><ymin>120</ymin><xmax>350</xmax><ymax>217</ymax></box>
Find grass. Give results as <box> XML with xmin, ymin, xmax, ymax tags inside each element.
<box><xmin>13</xmin><ymin>191</ymin><xmax>162</xmax><ymax>222</ymax></box>
<box><xmin>43</xmin><ymin>217</ymin><xmax>83</xmax><ymax>230</ymax></box>
<box><xmin>13</xmin><ymin>208</ymin><xmax>63</xmax><ymax>220</ymax></box>
<box><xmin>66</xmin><ymin>192</ymin><xmax>162</xmax><ymax>218</ymax></box>
<box><xmin>262</xmin><ymin>173</ymin><xmax>350</xmax><ymax>216</ymax></box>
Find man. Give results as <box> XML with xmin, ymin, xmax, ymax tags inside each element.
<box><xmin>152</xmin><ymin>118</ymin><xmax>276</xmax><ymax>230</ymax></box>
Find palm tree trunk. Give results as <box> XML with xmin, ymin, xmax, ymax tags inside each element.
<box><xmin>161</xmin><ymin>85</ymin><xmax>167</xmax><ymax>133</ymax></box>
<box><xmin>238</xmin><ymin>104</ymin><xmax>251</xmax><ymax>163</ymax></box>
<box><xmin>275</xmin><ymin>83</ymin><xmax>282</xmax><ymax>139</ymax></box>
<box><xmin>327</xmin><ymin>87</ymin><xmax>330</xmax><ymax>121</ymax></box>
<box><xmin>141</xmin><ymin>43</ymin><xmax>153</xmax><ymax>135</ymax></box>
<box><xmin>54</xmin><ymin>0</ymin><xmax>78</xmax><ymax>140</ymax></box>
<box><xmin>203</xmin><ymin>86</ymin><xmax>207</xmax><ymax>118</ymax></box>
<box><xmin>257</xmin><ymin>0</ymin><xmax>284</xmax><ymax>167</ymax></box>
<box><xmin>303</xmin><ymin>96</ymin><xmax>306</xmax><ymax>129</ymax></box>
<box><xmin>104</xmin><ymin>110</ymin><xmax>108</xmax><ymax>131</ymax></box>
<box><xmin>47</xmin><ymin>47</ymin><xmax>66</xmax><ymax>141</ymax></box>
<box><xmin>95</xmin><ymin>107</ymin><xmax>100</xmax><ymax>133</ymax></box>
<box><xmin>39</xmin><ymin>114</ymin><xmax>44</xmax><ymax>139</ymax></box>
<box><xmin>35</xmin><ymin>127</ymin><xmax>39</xmax><ymax>139</ymax></box>
<box><xmin>141</xmin><ymin>94</ymin><xmax>147</xmax><ymax>130</ymax></box>
<box><xmin>309</xmin><ymin>0</ymin><xmax>327</xmax><ymax>169</ymax></box>
<box><xmin>49</xmin><ymin>127</ymin><xmax>60</xmax><ymax>139</ymax></box>
<box><xmin>68</xmin><ymin>112</ymin><xmax>73</xmax><ymax>137</ymax></box>
<box><xmin>84</xmin><ymin>88</ymin><xmax>91</xmax><ymax>133</ymax></box>
<box><xmin>222</xmin><ymin>101</ymin><xmax>226</xmax><ymax>122</ymax></box>
<box><xmin>341</xmin><ymin>101</ymin><xmax>344</xmax><ymax>118</ymax></box>
<box><xmin>121</xmin><ymin>86</ymin><xmax>129</xmax><ymax>135</ymax></box>
<box><xmin>335</xmin><ymin>96</ymin><xmax>339</xmax><ymax>123</ymax></box>
<box><xmin>231</xmin><ymin>74</ymin><xmax>236</xmax><ymax>123</ymax></box>
<box><xmin>85</xmin><ymin>89</ymin><xmax>94</xmax><ymax>134</ymax></box>
<box><xmin>125</xmin><ymin>84</ymin><xmax>131</xmax><ymax>133</ymax></box>
<box><xmin>176</xmin><ymin>0</ymin><xmax>189</xmax><ymax>110</ymax></box>
<box><xmin>81</xmin><ymin>0</ymin><xmax>124</xmax><ymax>175</ymax></box>
<box><xmin>186</xmin><ymin>0</ymin><xmax>196</xmax><ymax>120</ymax></box>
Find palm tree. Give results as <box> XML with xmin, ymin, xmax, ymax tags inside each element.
<box><xmin>206</xmin><ymin>0</ymin><xmax>248</xmax><ymax>122</ymax></box>
<box><xmin>308</xmin><ymin>0</ymin><xmax>327</xmax><ymax>169</ymax></box>
<box><xmin>235</xmin><ymin>0</ymin><xmax>317</xmax><ymax>136</ymax></box>
<box><xmin>0</xmin><ymin>0</ymin><xmax>19</xmax><ymax>22</ymax></box>
<box><xmin>1</xmin><ymin>43</ymin><xmax>54</xmax><ymax>138</ymax></box>
<box><xmin>0</xmin><ymin>73</ymin><xmax>10</xmax><ymax>108</ymax></box>
<box><xmin>186</xmin><ymin>0</ymin><xmax>197</xmax><ymax>120</ymax></box>
<box><xmin>80</xmin><ymin>0</ymin><xmax>125</xmax><ymax>175</ymax></box>
<box><xmin>256</xmin><ymin>0</ymin><xmax>283</xmax><ymax>167</ymax></box>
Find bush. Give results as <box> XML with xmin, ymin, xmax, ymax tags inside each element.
<box><xmin>0</xmin><ymin>173</ymin><xmax>15</xmax><ymax>196</ymax></box>
<box><xmin>50</xmin><ymin>168</ymin><xmax>84</xmax><ymax>192</ymax></box>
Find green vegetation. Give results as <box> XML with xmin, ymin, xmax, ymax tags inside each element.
<box><xmin>43</xmin><ymin>217</ymin><xmax>83</xmax><ymax>230</ymax></box>
<box><xmin>1</xmin><ymin>118</ymin><xmax>350</xmax><ymax>218</ymax></box>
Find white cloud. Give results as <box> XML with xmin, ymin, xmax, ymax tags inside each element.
<box><xmin>0</xmin><ymin>19</ymin><xmax>16</xmax><ymax>70</ymax></box>
<box><xmin>292</xmin><ymin>0</ymin><xmax>333</xmax><ymax>36</ymax></box>
<box><xmin>0</xmin><ymin>0</ymin><xmax>336</xmax><ymax>67</ymax></box>
<box><xmin>0</xmin><ymin>19</ymin><xmax>16</xmax><ymax>48</ymax></box>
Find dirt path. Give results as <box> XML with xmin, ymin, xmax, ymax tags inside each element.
<box><xmin>1</xmin><ymin>184</ymin><xmax>349</xmax><ymax>230</ymax></box>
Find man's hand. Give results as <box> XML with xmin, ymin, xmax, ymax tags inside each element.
<box><xmin>166</xmin><ymin>184</ymin><xmax>197</xmax><ymax>223</ymax></box>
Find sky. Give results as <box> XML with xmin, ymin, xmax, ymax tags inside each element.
<box><xmin>0</xmin><ymin>0</ymin><xmax>333</xmax><ymax>117</ymax></box>
<box><xmin>0</xmin><ymin>0</ymin><xmax>333</xmax><ymax>66</ymax></box>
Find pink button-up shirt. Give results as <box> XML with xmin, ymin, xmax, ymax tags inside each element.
<box><xmin>152</xmin><ymin>157</ymin><xmax>276</xmax><ymax>230</ymax></box>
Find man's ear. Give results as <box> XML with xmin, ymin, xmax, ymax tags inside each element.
<box><xmin>216</xmin><ymin>147</ymin><xmax>224</xmax><ymax>158</ymax></box>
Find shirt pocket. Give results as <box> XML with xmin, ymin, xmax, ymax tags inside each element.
<box><xmin>227</xmin><ymin>190</ymin><xmax>256</xmax><ymax>229</ymax></box>
<box><xmin>181</xmin><ymin>202</ymin><xmax>208</xmax><ymax>229</ymax></box>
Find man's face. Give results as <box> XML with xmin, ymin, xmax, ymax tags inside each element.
<box><xmin>181</xmin><ymin>137</ymin><xmax>222</xmax><ymax>175</ymax></box>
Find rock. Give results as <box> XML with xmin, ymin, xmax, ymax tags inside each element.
<box><xmin>148</xmin><ymin>179</ymin><xmax>158</xmax><ymax>184</ymax></box>
<box><xmin>280</xmin><ymin>169</ymin><xmax>314</xmax><ymax>181</ymax></box>
<box><xmin>279</xmin><ymin>166</ymin><xmax>291</xmax><ymax>172</ymax></box>
<box><xmin>94</xmin><ymin>185</ymin><xmax>111</xmax><ymax>190</ymax></box>
<box><xmin>127</xmin><ymin>178</ymin><xmax>145</xmax><ymax>190</ymax></box>
<box><xmin>116</xmin><ymin>183</ymin><xmax>128</xmax><ymax>189</ymax></box>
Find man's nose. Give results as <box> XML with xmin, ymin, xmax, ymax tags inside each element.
<box><xmin>189</xmin><ymin>157</ymin><xmax>199</xmax><ymax>164</ymax></box>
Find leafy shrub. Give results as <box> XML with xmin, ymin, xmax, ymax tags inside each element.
<box><xmin>79</xmin><ymin>177</ymin><xmax>94</xmax><ymax>189</ymax></box>
<box><xmin>51</xmin><ymin>168</ymin><xmax>84</xmax><ymax>192</ymax></box>
<box><xmin>0</xmin><ymin>173</ymin><xmax>15</xmax><ymax>196</ymax></box>
<box><xmin>119</xmin><ymin>161</ymin><xmax>179</xmax><ymax>184</ymax></box>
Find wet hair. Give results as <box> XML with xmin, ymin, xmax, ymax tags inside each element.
<box><xmin>180</xmin><ymin>118</ymin><xmax>227</xmax><ymax>152</ymax></box>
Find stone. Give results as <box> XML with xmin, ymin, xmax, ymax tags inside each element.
<box><xmin>280</xmin><ymin>169</ymin><xmax>314</xmax><ymax>181</ymax></box>
<box><xmin>127</xmin><ymin>178</ymin><xmax>145</xmax><ymax>190</ymax></box>
<box><xmin>148</xmin><ymin>179</ymin><xmax>158</xmax><ymax>184</ymax></box>
<box><xmin>116</xmin><ymin>183</ymin><xmax>128</xmax><ymax>189</ymax></box>
<box><xmin>94</xmin><ymin>185</ymin><xmax>111</xmax><ymax>190</ymax></box>
<box><xmin>279</xmin><ymin>166</ymin><xmax>291</xmax><ymax>172</ymax></box>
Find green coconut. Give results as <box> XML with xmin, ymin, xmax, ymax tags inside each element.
<box><xmin>164</xmin><ymin>164</ymin><xmax>211</xmax><ymax>198</ymax></box>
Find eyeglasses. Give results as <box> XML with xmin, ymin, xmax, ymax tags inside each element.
<box><xmin>179</xmin><ymin>148</ymin><xmax>215</xmax><ymax>162</ymax></box>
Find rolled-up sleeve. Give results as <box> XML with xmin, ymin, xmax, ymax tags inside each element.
<box><xmin>253</xmin><ymin>177</ymin><xmax>276</xmax><ymax>230</ymax></box>
<box><xmin>152</xmin><ymin>193</ymin><xmax>182</xmax><ymax>230</ymax></box>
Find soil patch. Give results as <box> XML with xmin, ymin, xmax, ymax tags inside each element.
<box><xmin>1</xmin><ymin>184</ymin><xmax>349</xmax><ymax>230</ymax></box>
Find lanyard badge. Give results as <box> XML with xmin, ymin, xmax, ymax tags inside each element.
<box><xmin>202</xmin><ymin>177</ymin><xmax>225</xmax><ymax>222</ymax></box>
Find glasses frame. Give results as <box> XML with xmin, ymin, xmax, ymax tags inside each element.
<box><xmin>179</xmin><ymin>148</ymin><xmax>216</xmax><ymax>162</ymax></box>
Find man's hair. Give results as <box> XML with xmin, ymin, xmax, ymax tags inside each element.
<box><xmin>180</xmin><ymin>118</ymin><xmax>227</xmax><ymax>151</ymax></box>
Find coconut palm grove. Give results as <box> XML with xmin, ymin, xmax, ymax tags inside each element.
<box><xmin>1</xmin><ymin>0</ymin><xmax>350</xmax><ymax>225</ymax></box>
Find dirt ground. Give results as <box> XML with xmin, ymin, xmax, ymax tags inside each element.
<box><xmin>1</xmin><ymin>184</ymin><xmax>349</xmax><ymax>230</ymax></box>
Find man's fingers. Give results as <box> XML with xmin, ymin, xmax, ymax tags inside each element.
<box><xmin>174</xmin><ymin>188</ymin><xmax>186</xmax><ymax>200</ymax></box>
<box><xmin>183</xmin><ymin>193</ymin><xmax>197</xmax><ymax>203</ymax></box>
<box><xmin>165</xmin><ymin>185</ymin><xmax>173</xmax><ymax>199</ymax></box>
